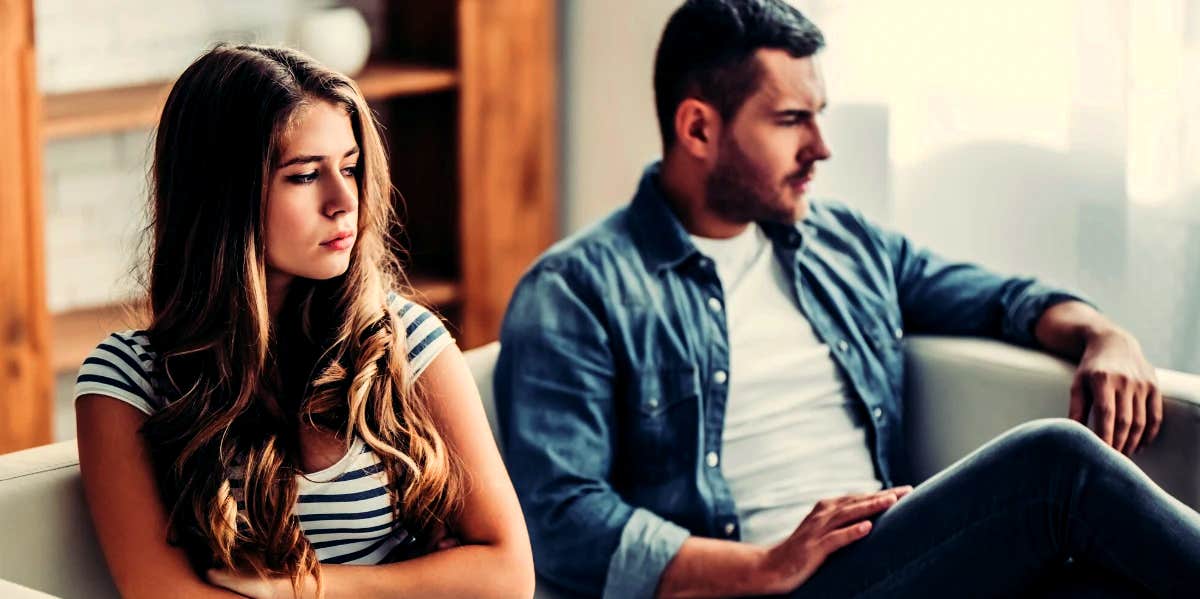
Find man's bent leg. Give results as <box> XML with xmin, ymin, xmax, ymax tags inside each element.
<box><xmin>783</xmin><ymin>418</ymin><xmax>1200</xmax><ymax>598</ymax></box>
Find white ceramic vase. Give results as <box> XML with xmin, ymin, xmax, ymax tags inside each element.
<box><xmin>293</xmin><ymin>7</ymin><xmax>371</xmax><ymax>76</ymax></box>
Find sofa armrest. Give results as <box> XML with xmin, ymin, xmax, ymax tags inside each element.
<box><xmin>0</xmin><ymin>441</ymin><xmax>117</xmax><ymax>599</ymax></box>
<box><xmin>0</xmin><ymin>578</ymin><xmax>58</xmax><ymax>599</ymax></box>
<box><xmin>903</xmin><ymin>336</ymin><xmax>1200</xmax><ymax>509</ymax></box>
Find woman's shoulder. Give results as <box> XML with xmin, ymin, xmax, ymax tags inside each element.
<box><xmin>386</xmin><ymin>291</ymin><xmax>455</xmax><ymax>378</ymax></box>
<box><xmin>74</xmin><ymin>330</ymin><xmax>166</xmax><ymax>416</ymax></box>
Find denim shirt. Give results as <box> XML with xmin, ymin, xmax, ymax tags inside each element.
<box><xmin>495</xmin><ymin>162</ymin><xmax>1086</xmax><ymax>598</ymax></box>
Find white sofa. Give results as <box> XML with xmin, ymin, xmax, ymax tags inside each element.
<box><xmin>2</xmin><ymin>337</ymin><xmax>1198</xmax><ymax>598</ymax></box>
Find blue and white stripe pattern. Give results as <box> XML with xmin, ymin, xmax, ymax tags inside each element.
<box><xmin>231</xmin><ymin>439</ymin><xmax>409</xmax><ymax>564</ymax></box>
<box><xmin>74</xmin><ymin>295</ymin><xmax>454</xmax><ymax>565</ymax></box>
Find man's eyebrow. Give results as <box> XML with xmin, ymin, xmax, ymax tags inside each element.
<box><xmin>277</xmin><ymin>146</ymin><xmax>360</xmax><ymax>168</ymax></box>
<box><xmin>772</xmin><ymin>102</ymin><xmax>828</xmax><ymax>119</ymax></box>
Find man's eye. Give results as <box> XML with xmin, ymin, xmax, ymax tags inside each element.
<box><xmin>288</xmin><ymin>171</ymin><xmax>318</xmax><ymax>184</ymax></box>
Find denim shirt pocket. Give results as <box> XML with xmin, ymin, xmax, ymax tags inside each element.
<box><xmin>630</xmin><ymin>364</ymin><xmax>701</xmax><ymax>480</ymax></box>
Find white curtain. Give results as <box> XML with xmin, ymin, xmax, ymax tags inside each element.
<box><xmin>801</xmin><ymin>0</ymin><xmax>1200</xmax><ymax>374</ymax></box>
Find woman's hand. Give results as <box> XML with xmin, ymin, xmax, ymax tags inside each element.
<box><xmin>426</xmin><ymin>522</ymin><xmax>462</xmax><ymax>552</ymax></box>
<box><xmin>206</xmin><ymin>568</ymin><xmax>296</xmax><ymax>599</ymax></box>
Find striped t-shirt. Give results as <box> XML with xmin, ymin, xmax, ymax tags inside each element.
<box><xmin>74</xmin><ymin>295</ymin><xmax>454</xmax><ymax>565</ymax></box>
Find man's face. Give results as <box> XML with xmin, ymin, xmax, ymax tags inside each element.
<box><xmin>705</xmin><ymin>50</ymin><xmax>831</xmax><ymax>224</ymax></box>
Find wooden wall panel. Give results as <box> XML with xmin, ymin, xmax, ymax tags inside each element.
<box><xmin>458</xmin><ymin>0</ymin><xmax>559</xmax><ymax>348</ymax></box>
<box><xmin>0</xmin><ymin>0</ymin><xmax>52</xmax><ymax>452</ymax></box>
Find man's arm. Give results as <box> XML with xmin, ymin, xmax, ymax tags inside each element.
<box><xmin>496</xmin><ymin>261</ymin><xmax>690</xmax><ymax>598</ymax></box>
<box><xmin>1035</xmin><ymin>301</ymin><xmax>1162</xmax><ymax>455</ymax></box>
<box><xmin>866</xmin><ymin>214</ymin><xmax>1084</xmax><ymax>348</ymax></box>
<box><xmin>655</xmin><ymin>489</ymin><xmax>910</xmax><ymax>598</ymax></box>
<box><xmin>855</xmin><ymin>206</ymin><xmax>1161</xmax><ymax>456</ymax></box>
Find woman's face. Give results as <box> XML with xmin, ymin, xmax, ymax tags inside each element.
<box><xmin>265</xmin><ymin>100</ymin><xmax>361</xmax><ymax>283</ymax></box>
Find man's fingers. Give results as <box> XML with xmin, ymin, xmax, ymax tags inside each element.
<box><xmin>1069</xmin><ymin>376</ymin><xmax>1088</xmax><ymax>423</ymax></box>
<box><xmin>853</xmin><ymin>486</ymin><xmax>912</xmax><ymax>502</ymax></box>
<box><xmin>1125</xmin><ymin>384</ymin><xmax>1148</xmax><ymax>456</ymax></box>
<box><xmin>1088</xmin><ymin>374</ymin><xmax>1116</xmax><ymax>446</ymax></box>
<box><xmin>824</xmin><ymin>494</ymin><xmax>897</xmax><ymax>531</ymax></box>
<box><xmin>1112</xmin><ymin>384</ymin><xmax>1135</xmax><ymax>454</ymax></box>
<box><xmin>817</xmin><ymin>487</ymin><xmax>910</xmax><ymax>510</ymax></box>
<box><xmin>1145</xmin><ymin>386</ymin><xmax>1164</xmax><ymax>446</ymax></box>
<box><xmin>817</xmin><ymin>520</ymin><xmax>872</xmax><ymax>555</ymax></box>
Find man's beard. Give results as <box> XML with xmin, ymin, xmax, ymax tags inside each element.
<box><xmin>704</xmin><ymin>136</ymin><xmax>806</xmax><ymax>224</ymax></box>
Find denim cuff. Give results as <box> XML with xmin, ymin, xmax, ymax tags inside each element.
<box><xmin>602</xmin><ymin>507</ymin><xmax>691</xmax><ymax>599</ymax></box>
<box><xmin>1003</xmin><ymin>287</ymin><xmax>1096</xmax><ymax>348</ymax></box>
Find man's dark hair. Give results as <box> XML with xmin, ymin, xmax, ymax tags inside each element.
<box><xmin>653</xmin><ymin>0</ymin><xmax>825</xmax><ymax>148</ymax></box>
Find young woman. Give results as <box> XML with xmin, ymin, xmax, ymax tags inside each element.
<box><xmin>74</xmin><ymin>44</ymin><xmax>533</xmax><ymax>599</ymax></box>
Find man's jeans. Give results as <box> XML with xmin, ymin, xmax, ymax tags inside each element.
<box><xmin>783</xmin><ymin>419</ymin><xmax>1199</xmax><ymax>598</ymax></box>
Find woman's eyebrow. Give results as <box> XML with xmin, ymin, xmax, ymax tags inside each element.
<box><xmin>278</xmin><ymin>146</ymin><xmax>360</xmax><ymax>168</ymax></box>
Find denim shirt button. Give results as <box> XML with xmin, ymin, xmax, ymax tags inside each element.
<box><xmin>705</xmin><ymin>451</ymin><xmax>720</xmax><ymax>468</ymax></box>
<box><xmin>707</xmin><ymin>297</ymin><xmax>722</xmax><ymax>313</ymax></box>
<box><xmin>837</xmin><ymin>339</ymin><xmax>849</xmax><ymax>352</ymax></box>
<box><xmin>698</xmin><ymin>257</ymin><xmax>712</xmax><ymax>270</ymax></box>
<box><xmin>712</xmin><ymin>370</ymin><xmax>727</xmax><ymax>384</ymax></box>
<box><xmin>893</xmin><ymin>328</ymin><xmax>904</xmax><ymax>340</ymax></box>
<box><xmin>647</xmin><ymin>397</ymin><xmax>659</xmax><ymax>409</ymax></box>
<box><xmin>724</xmin><ymin>522</ymin><xmax>736</xmax><ymax>536</ymax></box>
<box><xmin>873</xmin><ymin>407</ymin><xmax>884</xmax><ymax>421</ymax></box>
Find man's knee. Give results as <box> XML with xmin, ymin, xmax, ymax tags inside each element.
<box><xmin>1004</xmin><ymin>418</ymin><xmax>1106</xmax><ymax>462</ymax></box>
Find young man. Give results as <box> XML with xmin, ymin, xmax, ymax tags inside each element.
<box><xmin>496</xmin><ymin>1</ymin><xmax>1200</xmax><ymax>597</ymax></box>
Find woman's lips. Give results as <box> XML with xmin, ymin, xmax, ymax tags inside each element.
<box><xmin>321</xmin><ymin>233</ymin><xmax>355</xmax><ymax>250</ymax></box>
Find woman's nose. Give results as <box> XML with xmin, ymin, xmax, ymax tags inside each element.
<box><xmin>324</xmin><ymin>175</ymin><xmax>357</xmax><ymax>217</ymax></box>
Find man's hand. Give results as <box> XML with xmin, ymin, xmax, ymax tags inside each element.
<box><xmin>1070</xmin><ymin>327</ymin><xmax>1162</xmax><ymax>456</ymax></box>
<box><xmin>1034</xmin><ymin>301</ymin><xmax>1162</xmax><ymax>456</ymax></box>
<box><xmin>757</xmin><ymin>486</ymin><xmax>912</xmax><ymax>594</ymax></box>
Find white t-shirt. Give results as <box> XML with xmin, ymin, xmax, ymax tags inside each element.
<box><xmin>691</xmin><ymin>224</ymin><xmax>882</xmax><ymax>546</ymax></box>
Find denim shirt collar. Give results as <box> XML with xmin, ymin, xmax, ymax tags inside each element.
<box><xmin>628</xmin><ymin>161</ymin><xmax>806</xmax><ymax>274</ymax></box>
<box><xmin>628</xmin><ymin>162</ymin><xmax>701</xmax><ymax>273</ymax></box>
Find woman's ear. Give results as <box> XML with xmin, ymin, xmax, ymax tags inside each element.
<box><xmin>673</xmin><ymin>98</ymin><xmax>720</xmax><ymax>161</ymax></box>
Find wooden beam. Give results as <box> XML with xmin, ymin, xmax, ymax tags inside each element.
<box><xmin>458</xmin><ymin>0</ymin><xmax>559</xmax><ymax>348</ymax></box>
<box><xmin>0</xmin><ymin>0</ymin><xmax>52</xmax><ymax>452</ymax></box>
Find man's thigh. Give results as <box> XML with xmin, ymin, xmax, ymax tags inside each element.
<box><xmin>782</xmin><ymin>420</ymin><xmax>1105</xmax><ymax>598</ymax></box>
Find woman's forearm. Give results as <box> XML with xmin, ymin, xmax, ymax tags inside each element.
<box><xmin>312</xmin><ymin>542</ymin><xmax>534</xmax><ymax>599</ymax></box>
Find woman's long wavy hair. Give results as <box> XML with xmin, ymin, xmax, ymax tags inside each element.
<box><xmin>140</xmin><ymin>44</ymin><xmax>463</xmax><ymax>595</ymax></box>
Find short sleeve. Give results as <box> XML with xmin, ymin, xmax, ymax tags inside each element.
<box><xmin>74</xmin><ymin>331</ymin><xmax>164</xmax><ymax>416</ymax></box>
<box><xmin>387</xmin><ymin>292</ymin><xmax>455</xmax><ymax>379</ymax></box>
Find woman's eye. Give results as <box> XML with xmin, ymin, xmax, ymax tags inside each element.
<box><xmin>287</xmin><ymin>171</ymin><xmax>319</xmax><ymax>184</ymax></box>
<box><xmin>341</xmin><ymin>165</ymin><xmax>359</xmax><ymax>177</ymax></box>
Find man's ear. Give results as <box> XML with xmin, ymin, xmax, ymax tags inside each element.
<box><xmin>674</xmin><ymin>98</ymin><xmax>720</xmax><ymax>161</ymax></box>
